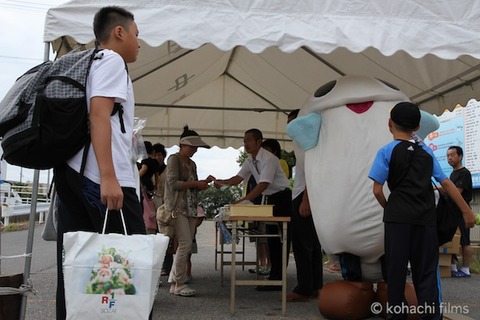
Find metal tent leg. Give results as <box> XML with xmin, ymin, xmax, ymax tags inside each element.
<box><xmin>18</xmin><ymin>170</ymin><xmax>41</xmax><ymax>320</ymax></box>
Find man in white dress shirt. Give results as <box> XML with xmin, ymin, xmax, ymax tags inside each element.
<box><xmin>215</xmin><ymin>128</ymin><xmax>292</xmax><ymax>290</ymax></box>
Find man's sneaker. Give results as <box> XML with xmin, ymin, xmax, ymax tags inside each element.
<box><xmin>452</xmin><ymin>270</ymin><xmax>471</xmax><ymax>278</ymax></box>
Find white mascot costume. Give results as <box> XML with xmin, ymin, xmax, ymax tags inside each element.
<box><xmin>287</xmin><ymin>75</ymin><xmax>438</xmax><ymax>319</ymax></box>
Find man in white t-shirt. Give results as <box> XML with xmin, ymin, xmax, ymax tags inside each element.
<box><xmin>53</xmin><ymin>7</ymin><xmax>144</xmax><ymax>320</ymax></box>
<box><xmin>214</xmin><ymin>128</ymin><xmax>292</xmax><ymax>290</ymax></box>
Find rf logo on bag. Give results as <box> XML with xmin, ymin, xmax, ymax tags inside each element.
<box><xmin>100</xmin><ymin>292</ymin><xmax>117</xmax><ymax>313</ymax></box>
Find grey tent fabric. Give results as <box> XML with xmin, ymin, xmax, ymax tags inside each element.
<box><xmin>44</xmin><ymin>0</ymin><xmax>480</xmax><ymax>149</ymax></box>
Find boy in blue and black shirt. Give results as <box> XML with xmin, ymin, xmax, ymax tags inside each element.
<box><xmin>368</xmin><ymin>102</ymin><xmax>475</xmax><ymax>320</ymax></box>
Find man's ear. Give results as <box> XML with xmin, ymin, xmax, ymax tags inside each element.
<box><xmin>113</xmin><ymin>25</ymin><xmax>124</xmax><ymax>40</ymax></box>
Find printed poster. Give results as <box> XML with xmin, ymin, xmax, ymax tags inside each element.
<box><xmin>423</xmin><ymin>99</ymin><xmax>480</xmax><ymax>188</ymax></box>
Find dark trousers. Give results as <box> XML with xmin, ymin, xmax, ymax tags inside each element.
<box><xmin>54</xmin><ymin>164</ymin><xmax>145</xmax><ymax>320</ymax></box>
<box><xmin>385</xmin><ymin>222</ymin><xmax>441</xmax><ymax>320</ymax></box>
<box><xmin>265</xmin><ymin>188</ymin><xmax>292</xmax><ymax>280</ymax></box>
<box><xmin>291</xmin><ymin>192</ymin><xmax>323</xmax><ymax>295</ymax></box>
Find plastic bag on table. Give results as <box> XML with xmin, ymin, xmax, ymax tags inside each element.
<box><xmin>218</xmin><ymin>221</ymin><xmax>233</xmax><ymax>245</ymax></box>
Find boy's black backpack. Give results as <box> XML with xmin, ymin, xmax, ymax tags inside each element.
<box><xmin>0</xmin><ymin>48</ymin><xmax>104</xmax><ymax>170</ymax></box>
<box><xmin>432</xmin><ymin>181</ymin><xmax>458</xmax><ymax>247</ymax></box>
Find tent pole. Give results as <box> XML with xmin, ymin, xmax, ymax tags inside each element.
<box><xmin>18</xmin><ymin>171</ymin><xmax>40</xmax><ymax>320</ymax></box>
<box><xmin>135</xmin><ymin>103</ymin><xmax>294</xmax><ymax>113</ymax></box>
<box><xmin>18</xmin><ymin>41</ymin><xmax>51</xmax><ymax>320</ymax></box>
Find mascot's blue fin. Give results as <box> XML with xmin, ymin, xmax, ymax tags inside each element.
<box><xmin>415</xmin><ymin>110</ymin><xmax>439</xmax><ymax>141</ymax></box>
<box><xmin>287</xmin><ymin>113</ymin><xmax>322</xmax><ymax>151</ymax></box>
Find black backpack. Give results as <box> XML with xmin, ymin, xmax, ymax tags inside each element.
<box><xmin>433</xmin><ymin>182</ymin><xmax>458</xmax><ymax>246</ymax></box>
<box><xmin>0</xmin><ymin>49</ymin><xmax>105</xmax><ymax>170</ymax></box>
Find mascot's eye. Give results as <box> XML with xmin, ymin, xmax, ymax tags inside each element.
<box><xmin>314</xmin><ymin>80</ymin><xmax>337</xmax><ymax>97</ymax></box>
<box><xmin>377</xmin><ymin>79</ymin><xmax>400</xmax><ymax>91</ymax></box>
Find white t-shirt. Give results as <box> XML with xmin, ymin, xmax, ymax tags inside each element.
<box><xmin>291</xmin><ymin>141</ymin><xmax>306</xmax><ymax>200</ymax></box>
<box><xmin>237</xmin><ymin>148</ymin><xmax>290</xmax><ymax>196</ymax></box>
<box><xmin>67</xmin><ymin>49</ymin><xmax>136</xmax><ymax>188</ymax></box>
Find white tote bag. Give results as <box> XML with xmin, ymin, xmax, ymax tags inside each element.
<box><xmin>63</xmin><ymin>210</ymin><xmax>169</xmax><ymax>320</ymax></box>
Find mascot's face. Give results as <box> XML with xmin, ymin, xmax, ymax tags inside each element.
<box><xmin>287</xmin><ymin>75</ymin><xmax>438</xmax><ymax>281</ymax></box>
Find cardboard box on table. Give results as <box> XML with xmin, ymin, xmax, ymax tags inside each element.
<box><xmin>228</xmin><ymin>205</ymin><xmax>273</xmax><ymax>217</ymax></box>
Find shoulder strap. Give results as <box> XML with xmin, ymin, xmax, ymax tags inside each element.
<box><xmin>79</xmin><ymin>49</ymin><xmax>104</xmax><ymax>176</ymax></box>
<box><xmin>171</xmin><ymin>154</ymin><xmax>186</xmax><ymax>210</ymax></box>
<box><xmin>432</xmin><ymin>179</ymin><xmax>440</xmax><ymax>191</ymax></box>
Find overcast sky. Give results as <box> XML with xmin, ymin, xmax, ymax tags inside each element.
<box><xmin>0</xmin><ymin>0</ymin><xmax>241</xmax><ymax>184</ymax></box>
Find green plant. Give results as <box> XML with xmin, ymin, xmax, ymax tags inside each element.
<box><xmin>198</xmin><ymin>184</ymin><xmax>243</xmax><ymax>218</ymax></box>
<box><xmin>470</xmin><ymin>257</ymin><xmax>480</xmax><ymax>274</ymax></box>
<box><xmin>1</xmin><ymin>222</ymin><xmax>29</xmax><ymax>232</ymax></box>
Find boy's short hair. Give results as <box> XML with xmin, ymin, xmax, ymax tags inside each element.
<box><xmin>93</xmin><ymin>6</ymin><xmax>134</xmax><ymax>44</ymax></box>
<box><xmin>390</xmin><ymin>102</ymin><xmax>420</xmax><ymax>130</ymax></box>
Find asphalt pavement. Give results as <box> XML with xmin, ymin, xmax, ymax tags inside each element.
<box><xmin>1</xmin><ymin>221</ymin><xmax>478</xmax><ymax>319</ymax></box>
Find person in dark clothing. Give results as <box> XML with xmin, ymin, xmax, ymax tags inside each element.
<box><xmin>139</xmin><ymin>141</ymin><xmax>160</xmax><ymax>234</ymax></box>
<box><xmin>286</xmin><ymin>109</ymin><xmax>323</xmax><ymax>302</ymax></box>
<box><xmin>139</xmin><ymin>141</ymin><xmax>160</xmax><ymax>199</ymax></box>
<box><xmin>446</xmin><ymin>146</ymin><xmax>473</xmax><ymax>278</ymax></box>
<box><xmin>369</xmin><ymin>102</ymin><xmax>475</xmax><ymax>320</ymax></box>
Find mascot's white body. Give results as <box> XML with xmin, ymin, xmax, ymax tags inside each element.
<box><xmin>288</xmin><ymin>75</ymin><xmax>438</xmax><ymax>281</ymax></box>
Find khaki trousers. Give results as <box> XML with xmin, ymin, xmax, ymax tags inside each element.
<box><xmin>169</xmin><ymin>213</ymin><xmax>197</xmax><ymax>284</ymax></box>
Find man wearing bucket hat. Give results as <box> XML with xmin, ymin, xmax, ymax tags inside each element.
<box><xmin>164</xmin><ymin>126</ymin><xmax>214</xmax><ymax>297</ymax></box>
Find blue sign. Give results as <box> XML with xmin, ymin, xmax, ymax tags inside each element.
<box><xmin>423</xmin><ymin>99</ymin><xmax>480</xmax><ymax>189</ymax></box>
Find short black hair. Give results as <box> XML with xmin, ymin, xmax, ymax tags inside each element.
<box><xmin>288</xmin><ymin>109</ymin><xmax>300</xmax><ymax>120</ymax></box>
<box><xmin>261</xmin><ymin>139</ymin><xmax>282</xmax><ymax>158</ymax></box>
<box><xmin>153</xmin><ymin>143</ymin><xmax>167</xmax><ymax>158</ymax></box>
<box><xmin>144</xmin><ymin>141</ymin><xmax>153</xmax><ymax>154</ymax></box>
<box><xmin>448</xmin><ymin>146</ymin><xmax>463</xmax><ymax>157</ymax></box>
<box><xmin>245</xmin><ymin>128</ymin><xmax>263</xmax><ymax>141</ymax></box>
<box><xmin>93</xmin><ymin>6</ymin><xmax>134</xmax><ymax>44</ymax></box>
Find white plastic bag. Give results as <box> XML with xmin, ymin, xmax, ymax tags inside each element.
<box><xmin>63</xmin><ymin>210</ymin><xmax>169</xmax><ymax>319</ymax></box>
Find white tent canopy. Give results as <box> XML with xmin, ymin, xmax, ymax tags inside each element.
<box><xmin>44</xmin><ymin>0</ymin><xmax>480</xmax><ymax>149</ymax></box>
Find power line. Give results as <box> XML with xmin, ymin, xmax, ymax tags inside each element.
<box><xmin>0</xmin><ymin>0</ymin><xmax>61</xmax><ymax>11</ymax></box>
<box><xmin>0</xmin><ymin>4</ymin><xmax>48</xmax><ymax>11</ymax></box>
<box><xmin>0</xmin><ymin>55</ymin><xmax>42</xmax><ymax>63</ymax></box>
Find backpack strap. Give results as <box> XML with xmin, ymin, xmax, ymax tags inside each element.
<box><xmin>79</xmin><ymin>49</ymin><xmax>104</xmax><ymax>176</ymax></box>
<box><xmin>110</xmin><ymin>57</ymin><xmax>128</xmax><ymax>134</ymax></box>
<box><xmin>111</xmin><ymin>103</ymin><xmax>126</xmax><ymax>134</ymax></box>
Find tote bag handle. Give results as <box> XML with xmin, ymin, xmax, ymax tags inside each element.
<box><xmin>101</xmin><ymin>209</ymin><xmax>128</xmax><ymax>235</ymax></box>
